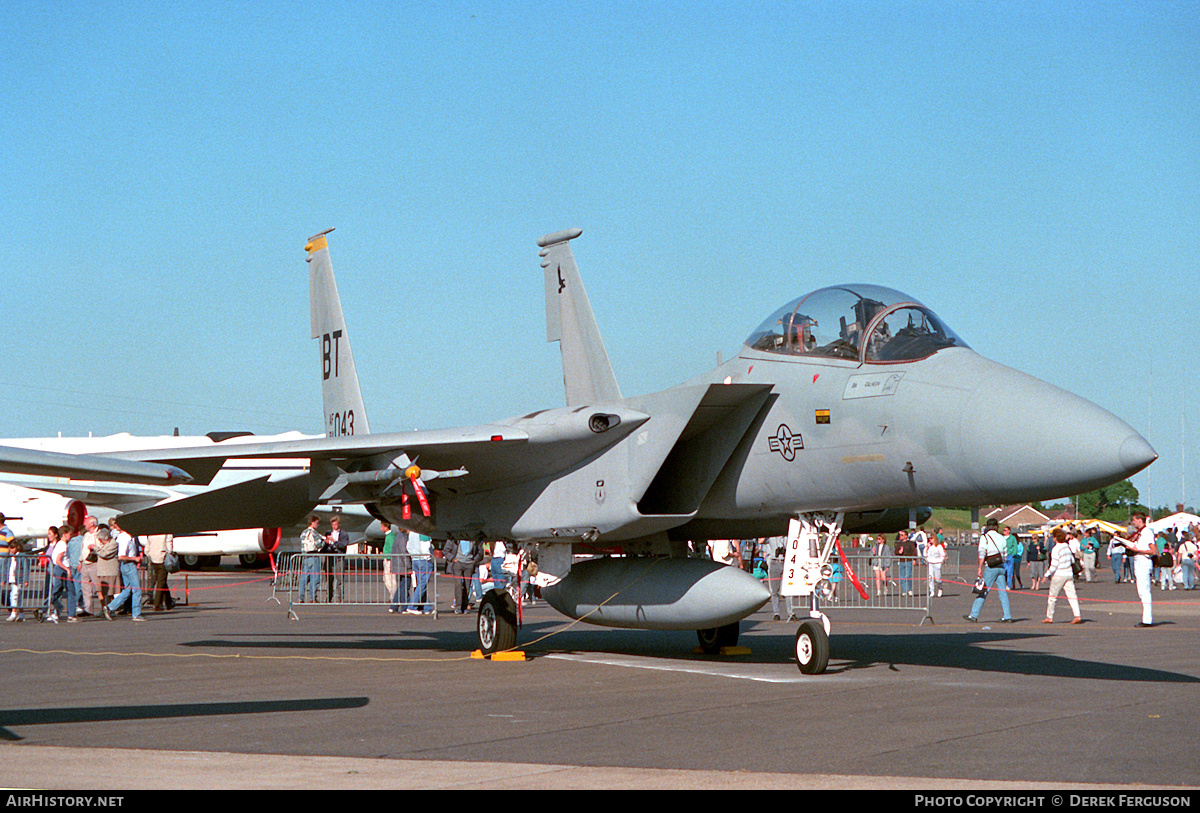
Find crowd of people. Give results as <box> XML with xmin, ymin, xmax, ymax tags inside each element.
<box><xmin>701</xmin><ymin>515</ymin><xmax>1198</xmax><ymax>630</ymax></box>
<box><xmin>11</xmin><ymin>507</ymin><xmax>1190</xmax><ymax>629</ymax></box>
<box><xmin>962</xmin><ymin>513</ymin><xmax>1199</xmax><ymax>627</ymax></box>
<box><xmin>0</xmin><ymin>512</ymin><xmax>175</xmax><ymax>623</ymax></box>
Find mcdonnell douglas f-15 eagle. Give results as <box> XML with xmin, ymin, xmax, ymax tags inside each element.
<box><xmin>114</xmin><ymin>228</ymin><xmax>1156</xmax><ymax>673</ymax></box>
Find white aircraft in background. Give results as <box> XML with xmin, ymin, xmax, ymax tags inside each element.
<box><xmin>0</xmin><ymin>227</ymin><xmax>382</xmax><ymax>567</ymax></box>
<box><xmin>0</xmin><ymin>431</ymin><xmax>375</xmax><ymax>567</ymax></box>
<box><xmin>0</xmin><ymin>442</ymin><xmax>194</xmax><ymax>553</ymax></box>
<box><xmin>0</xmin><ymin>444</ymin><xmax>191</xmax><ymax>485</ymax></box>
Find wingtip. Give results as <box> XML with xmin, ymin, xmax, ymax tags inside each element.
<box><xmin>164</xmin><ymin>465</ymin><xmax>194</xmax><ymax>485</ymax></box>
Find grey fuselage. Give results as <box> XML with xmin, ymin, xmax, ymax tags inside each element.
<box><xmin>374</xmin><ymin>344</ymin><xmax>1154</xmax><ymax>554</ymax></box>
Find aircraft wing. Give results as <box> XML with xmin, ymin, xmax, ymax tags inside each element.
<box><xmin>109</xmin><ymin>425</ymin><xmax>525</xmax><ymax>481</ymax></box>
<box><xmin>108</xmin><ymin>401</ymin><xmax>665</xmax><ymax>489</ymax></box>
<box><xmin>0</xmin><ymin>478</ymin><xmax>174</xmax><ymax>513</ymax></box>
<box><xmin>119</xmin><ymin>474</ymin><xmax>317</xmax><ymax>534</ymax></box>
<box><xmin>0</xmin><ymin>446</ymin><xmax>192</xmax><ymax>486</ymax></box>
<box><xmin>109</xmin><ymin>383</ymin><xmax>786</xmax><ymax>539</ymax></box>
<box><xmin>107</xmin><ymin>403</ymin><xmax>663</xmax><ymax>537</ymax></box>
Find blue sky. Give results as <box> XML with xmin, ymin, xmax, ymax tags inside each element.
<box><xmin>2</xmin><ymin>1</ymin><xmax>1196</xmax><ymax>510</ymax></box>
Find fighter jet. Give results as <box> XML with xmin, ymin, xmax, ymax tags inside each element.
<box><xmin>112</xmin><ymin>228</ymin><xmax>1156</xmax><ymax>673</ymax></box>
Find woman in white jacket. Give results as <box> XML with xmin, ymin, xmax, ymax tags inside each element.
<box><xmin>924</xmin><ymin>536</ymin><xmax>946</xmax><ymax>598</ymax></box>
<box><xmin>1043</xmin><ymin>527</ymin><xmax>1082</xmax><ymax>624</ymax></box>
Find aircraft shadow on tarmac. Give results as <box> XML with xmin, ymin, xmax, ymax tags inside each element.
<box><xmin>175</xmin><ymin>623</ymin><xmax>1198</xmax><ymax>685</ymax></box>
<box><xmin>821</xmin><ymin>631</ymin><xmax>1199</xmax><ymax>683</ymax></box>
<box><xmin>0</xmin><ymin>697</ymin><xmax>369</xmax><ymax>742</ymax></box>
<box><xmin>527</xmin><ymin>624</ymin><xmax>1200</xmax><ymax>684</ymax></box>
<box><xmin>180</xmin><ymin>630</ymin><xmax>485</xmax><ymax>652</ymax></box>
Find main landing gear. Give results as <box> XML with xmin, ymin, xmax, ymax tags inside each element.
<box><xmin>476</xmin><ymin>589</ymin><xmax>519</xmax><ymax>656</ymax></box>
<box><xmin>696</xmin><ymin>621</ymin><xmax>740</xmax><ymax>654</ymax></box>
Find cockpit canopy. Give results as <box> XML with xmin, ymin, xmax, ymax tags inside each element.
<box><xmin>745</xmin><ymin>284</ymin><xmax>968</xmax><ymax>363</ymax></box>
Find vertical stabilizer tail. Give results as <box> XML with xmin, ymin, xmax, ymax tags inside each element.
<box><xmin>537</xmin><ymin>228</ymin><xmax>622</xmax><ymax>406</ymax></box>
<box><xmin>306</xmin><ymin>229</ymin><xmax>371</xmax><ymax>437</ymax></box>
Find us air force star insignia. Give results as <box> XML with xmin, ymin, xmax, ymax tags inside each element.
<box><xmin>768</xmin><ymin>424</ymin><xmax>801</xmax><ymax>461</ymax></box>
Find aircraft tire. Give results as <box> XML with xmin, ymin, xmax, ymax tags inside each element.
<box><xmin>696</xmin><ymin>621</ymin><xmax>739</xmax><ymax>654</ymax></box>
<box><xmin>238</xmin><ymin>554</ymin><xmax>260</xmax><ymax>568</ymax></box>
<box><xmin>795</xmin><ymin>619</ymin><xmax>829</xmax><ymax>675</ymax></box>
<box><xmin>477</xmin><ymin>590</ymin><xmax>518</xmax><ymax>656</ymax></box>
<box><xmin>181</xmin><ymin>555</ymin><xmax>202</xmax><ymax>571</ymax></box>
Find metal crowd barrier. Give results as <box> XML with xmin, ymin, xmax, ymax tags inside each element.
<box><xmin>1</xmin><ymin>552</ymin><xmax>180</xmax><ymax>620</ymax></box>
<box><xmin>808</xmin><ymin>548</ymin><xmax>966</xmax><ymax>625</ymax></box>
<box><xmin>2</xmin><ymin>552</ymin><xmax>51</xmax><ymax>621</ymax></box>
<box><xmin>276</xmin><ymin>552</ymin><xmax>439</xmax><ymax>619</ymax></box>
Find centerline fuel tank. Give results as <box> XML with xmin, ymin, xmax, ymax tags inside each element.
<box><xmin>543</xmin><ymin>556</ymin><xmax>769</xmax><ymax>631</ymax></box>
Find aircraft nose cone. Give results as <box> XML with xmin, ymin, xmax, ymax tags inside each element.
<box><xmin>958</xmin><ymin>359</ymin><xmax>1155</xmax><ymax>503</ymax></box>
<box><xmin>1120</xmin><ymin>434</ymin><xmax>1158</xmax><ymax>474</ymax></box>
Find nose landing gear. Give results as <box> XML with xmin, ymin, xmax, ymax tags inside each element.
<box><xmin>794</xmin><ymin>617</ymin><xmax>829</xmax><ymax>675</ymax></box>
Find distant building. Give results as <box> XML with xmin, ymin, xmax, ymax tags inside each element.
<box><xmin>1048</xmin><ymin>504</ymin><xmax>1079</xmax><ymax>523</ymax></box>
<box><xmin>984</xmin><ymin>505</ymin><xmax>1050</xmax><ymax>533</ymax></box>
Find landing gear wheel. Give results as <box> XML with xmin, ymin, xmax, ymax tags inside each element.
<box><xmin>696</xmin><ymin>621</ymin><xmax>739</xmax><ymax>654</ymax></box>
<box><xmin>795</xmin><ymin>618</ymin><xmax>829</xmax><ymax>675</ymax></box>
<box><xmin>477</xmin><ymin>590</ymin><xmax>518</xmax><ymax>656</ymax></box>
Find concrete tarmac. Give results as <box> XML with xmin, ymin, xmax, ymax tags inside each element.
<box><xmin>1</xmin><ymin>567</ymin><xmax>1198</xmax><ymax>790</ymax></box>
